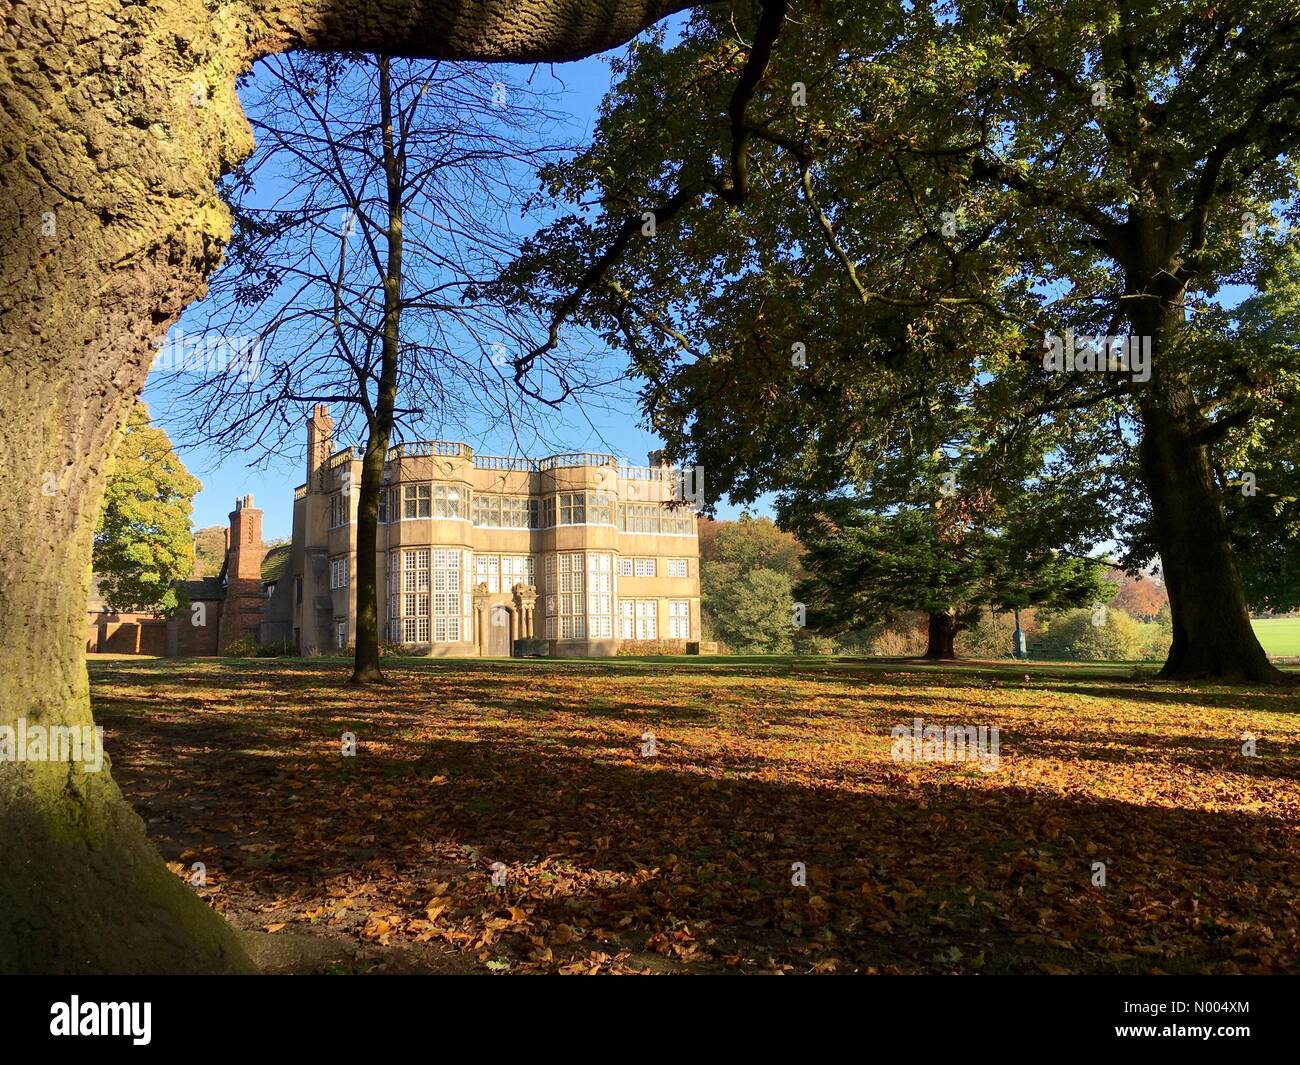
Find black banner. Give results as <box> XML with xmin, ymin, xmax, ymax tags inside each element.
<box><xmin>2</xmin><ymin>975</ymin><xmax>1288</xmax><ymax>1052</ymax></box>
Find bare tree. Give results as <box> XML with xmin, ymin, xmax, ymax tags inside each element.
<box><xmin>164</xmin><ymin>51</ymin><xmax>613</xmax><ymax>683</ymax></box>
<box><xmin>0</xmin><ymin>0</ymin><xmax>694</xmax><ymax>978</ymax></box>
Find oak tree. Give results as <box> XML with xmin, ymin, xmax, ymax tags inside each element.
<box><xmin>498</xmin><ymin>0</ymin><xmax>1300</xmax><ymax>682</ymax></box>
<box><xmin>0</xmin><ymin>0</ymin><xmax>695</xmax><ymax>976</ymax></box>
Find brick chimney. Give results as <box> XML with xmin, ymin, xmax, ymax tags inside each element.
<box><xmin>217</xmin><ymin>495</ymin><xmax>267</xmax><ymax>652</ymax></box>
<box><xmin>307</xmin><ymin>403</ymin><xmax>334</xmax><ymax>492</ymax></box>
<box><xmin>227</xmin><ymin>495</ymin><xmax>264</xmax><ymax>578</ymax></box>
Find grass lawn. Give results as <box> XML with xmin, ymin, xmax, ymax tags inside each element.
<box><xmin>88</xmin><ymin>656</ymin><xmax>1300</xmax><ymax>974</ymax></box>
<box><xmin>1253</xmin><ymin>617</ymin><xmax>1300</xmax><ymax>658</ymax></box>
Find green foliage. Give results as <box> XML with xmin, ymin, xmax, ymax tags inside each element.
<box><xmin>1037</xmin><ymin>609</ymin><xmax>1170</xmax><ymax>663</ymax></box>
<box><xmin>701</xmin><ymin>514</ymin><xmax>803</xmax><ymax>577</ymax></box>
<box><xmin>784</xmin><ymin>498</ymin><xmax>1108</xmax><ymax>646</ymax></box>
<box><xmin>192</xmin><ymin>526</ymin><xmax>226</xmax><ymax>577</ymax></box>
<box><xmin>93</xmin><ymin>402</ymin><xmax>201</xmax><ymax>613</ymax></box>
<box><xmin>702</xmin><ymin>561</ymin><xmax>794</xmax><ymax>654</ymax></box>
<box><xmin>222</xmin><ymin>634</ymin><xmax>257</xmax><ymax>658</ymax></box>
<box><xmin>698</xmin><ymin>514</ymin><xmax>807</xmax><ymax>653</ymax></box>
<box><xmin>791</xmin><ymin>630</ymin><xmax>840</xmax><ymax>655</ymax></box>
<box><xmin>1218</xmin><ymin>252</ymin><xmax>1300</xmax><ymax>613</ymax></box>
<box><xmin>497</xmin><ymin>1</ymin><xmax>1300</xmax><ymax>678</ymax></box>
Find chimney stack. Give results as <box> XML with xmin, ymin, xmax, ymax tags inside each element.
<box><xmin>226</xmin><ymin>496</ymin><xmax>264</xmax><ymax>580</ymax></box>
<box><xmin>307</xmin><ymin>403</ymin><xmax>335</xmax><ymax>492</ymax></box>
<box><xmin>218</xmin><ymin>496</ymin><xmax>268</xmax><ymax>653</ymax></box>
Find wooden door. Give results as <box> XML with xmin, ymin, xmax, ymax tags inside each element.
<box><xmin>488</xmin><ymin>605</ymin><xmax>511</xmax><ymax>657</ymax></box>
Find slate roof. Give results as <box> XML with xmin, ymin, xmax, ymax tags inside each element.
<box><xmin>177</xmin><ymin>577</ymin><xmax>226</xmax><ymax>602</ymax></box>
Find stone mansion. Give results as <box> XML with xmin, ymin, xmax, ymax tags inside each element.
<box><xmin>260</xmin><ymin>405</ymin><xmax>702</xmax><ymax>657</ymax></box>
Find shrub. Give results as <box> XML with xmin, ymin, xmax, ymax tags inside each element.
<box><xmin>869</xmin><ymin>612</ymin><xmax>928</xmax><ymax>656</ymax></box>
<box><xmin>616</xmin><ymin>640</ymin><xmax>689</xmax><ymax>656</ymax></box>
<box><xmin>1133</xmin><ymin>615</ymin><xmax>1173</xmax><ymax>662</ymax></box>
<box><xmin>381</xmin><ymin>642</ymin><xmax>425</xmax><ymax>657</ymax></box>
<box><xmin>793</xmin><ymin>631</ymin><xmax>840</xmax><ymax>655</ymax></box>
<box><xmin>254</xmin><ymin>639</ymin><xmax>296</xmax><ymax>657</ymax></box>
<box><xmin>1037</xmin><ymin>608</ymin><xmax>1162</xmax><ymax>661</ymax></box>
<box><xmin>703</xmin><ymin>563</ymin><xmax>794</xmax><ymax>653</ymax></box>
<box><xmin>956</xmin><ymin>613</ymin><xmax>1015</xmax><ymax>659</ymax></box>
<box><xmin>222</xmin><ymin>633</ymin><xmax>257</xmax><ymax>658</ymax></box>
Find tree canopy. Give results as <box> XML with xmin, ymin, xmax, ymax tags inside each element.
<box><xmin>698</xmin><ymin>514</ymin><xmax>804</xmax><ymax>651</ymax></box>
<box><xmin>498</xmin><ymin>0</ymin><xmax>1300</xmax><ymax>681</ymax></box>
<box><xmin>783</xmin><ymin>493</ymin><xmax>1108</xmax><ymax>658</ymax></box>
<box><xmin>93</xmin><ymin>402</ymin><xmax>201</xmax><ymax>614</ymax></box>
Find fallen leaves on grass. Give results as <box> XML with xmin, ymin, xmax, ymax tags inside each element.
<box><xmin>90</xmin><ymin>658</ymin><xmax>1300</xmax><ymax>974</ymax></box>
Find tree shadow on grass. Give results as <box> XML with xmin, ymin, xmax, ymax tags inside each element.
<box><xmin>93</xmin><ymin>668</ymin><xmax>1300</xmax><ymax>975</ymax></box>
<box><xmin>1018</xmin><ymin>675</ymin><xmax>1300</xmax><ymax>713</ymax></box>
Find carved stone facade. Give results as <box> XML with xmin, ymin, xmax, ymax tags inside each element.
<box><xmin>263</xmin><ymin>406</ymin><xmax>702</xmax><ymax>657</ymax></box>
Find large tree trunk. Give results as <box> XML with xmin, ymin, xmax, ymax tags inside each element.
<box><xmin>0</xmin><ymin>0</ymin><xmax>689</xmax><ymax>974</ymax></box>
<box><xmin>0</xmin><ymin>381</ymin><xmax>254</xmax><ymax>973</ymax></box>
<box><xmin>923</xmin><ymin>611</ymin><xmax>960</xmax><ymax>660</ymax></box>
<box><xmin>0</xmin><ymin>0</ymin><xmax>261</xmax><ymax>972</ymax></box>
<box><xmin>1129</xmin><ymin>286</ymin><xmax>1284</xmax><ymax>684</ymax></box>
<box><xmin>1136</xmin><ymin>401</ymin><xmax>1282</xmax><ymax>683</ymax></box>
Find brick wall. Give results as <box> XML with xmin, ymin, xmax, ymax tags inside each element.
<box><xmin>169</xmin><ymin>602</ymin><xmax>222</xmax><ymax>655</ymax></box>
<box><xmin>87</xmin><ymin>616</ymin><xmax>168</xmax><ymax>655</ymax></box>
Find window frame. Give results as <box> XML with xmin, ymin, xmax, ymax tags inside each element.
<box><xmin>559</xmin><ymin>493</ymin><xmax>586</xmax><ymax>526</ymax></box>
<box><xmin>402</xmin><ymin>483</ymin><xmax>431</xmax><ymax>519</ymax></box>
<box><xmin>668</xmin><ymin>599</ymin><xmax>690</xmax><ymax>639</ymax></box>
<box><xmin>329</xmin><ymin>491</ymin><xmax>349</xmax><ymax>529</ymax></box>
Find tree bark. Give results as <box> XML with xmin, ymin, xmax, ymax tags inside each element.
<box><xmin>1136</xmin><ymin>401</ymin><xmax>1282</xmax><ymax>683</ymax></box>
<box><xmin>351</xmin><ymin>57</ymin><xmax>403</xmax><ymax>687</ymax></box>
<box><xmin>0</xmin><ymin>380</ymin><xmax>254</xmax><ymax>972</ymax></box>
<box><xmin>351</xmin><ymin>426</ymin><xmax>389</xmax><ymax>684</ymax></box>
<box><xmin>923</xmin><ymin>611</ymin><xmax>960</xmax><ymax>660</ymax></box>
<box><xmin>1129</xmin><ymin>288</ymin><xmax>1284</xmax><ymax>684</ymax></box>
<box><xmin>257</xmin><ymin>0</ymin><xmax>697</xmax><ymax>62</ymax></box>
<box><xmin>0</xmin><ymin>0</ymin><xmax>691</xmax><ymax>974</ymax></box>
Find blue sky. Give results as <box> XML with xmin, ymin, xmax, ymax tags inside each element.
<box><xmin>145</xmin><ymin>31</ymin><xmax>764</xmax><ymax>541</ymax></box>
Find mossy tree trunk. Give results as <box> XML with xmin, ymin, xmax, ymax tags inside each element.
<box><xmin>0</xmin><ymin>376</ymin><xmax>257</xmax><ymax>972</ymax></box>
<box><xmin>0</xmin><ymin>0</ymin><xmax>689</xmax><ymax>974</ymax></box>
